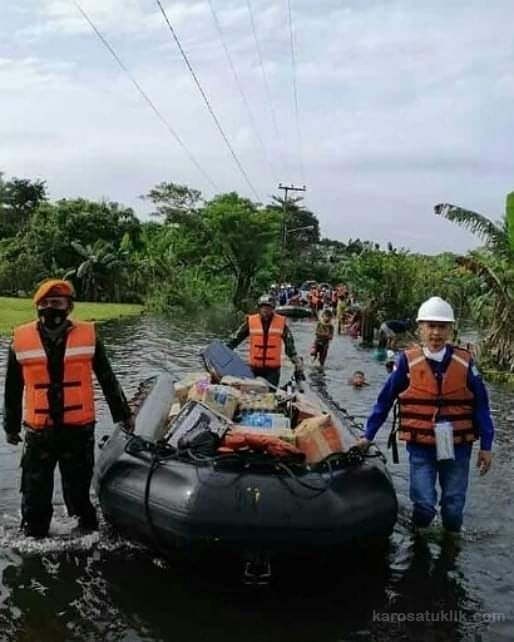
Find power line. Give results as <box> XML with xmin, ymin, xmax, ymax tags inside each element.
<box><xmin>206</xmin><ymin>0</ymin><xmax>278</xmax><ymax>184</ymax></box>
<box><xmin>245</xmin><ymin>0</ymin><xmax>283</xmax><ymax>165</ymax></box>
<box><xmin>286</xmin><ymin>0</ymin><xmax>305</xmax><ymax>184</ymax></box>
<box><xmin>72</xmin><ymin>0</ymin><xmax>218</xmax><ymax>191</ymax></box>
<box><xmin>155</xmin><ymin>0</ymin><xmax>261</xmax><ymax>201</ymax></box>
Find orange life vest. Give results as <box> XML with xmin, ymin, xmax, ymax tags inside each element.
<box><xmin>398</xmin><ymin>346</ymin><xmax>476</xmax><ymax>446</ymax></box>
<box><xmin>13</xmin><ymin>320</ymin><xmax>96</xmax><ymax>429</ymax></box>
<box><xmin>248</xmin><ymin>313</ymin><xmax>286</xmax><ymax>369</ymax></box>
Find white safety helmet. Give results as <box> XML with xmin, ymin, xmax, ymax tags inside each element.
<box><xmin>258</xmin><ymin>294</ymin><xmax>276</xmax><ymax>308</ymax></box>
<box><xmin>416</xmin><ymin>296</ymin><xmax>455</xmax><ymax>323</ymax></box>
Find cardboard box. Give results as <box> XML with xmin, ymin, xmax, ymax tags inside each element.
<box><xmin>293</xmin><ymin>399</ymin><xmax>325</xmax><ymax>422</ymax></box>
<box><xmin>220</xmin><ymin>375</ymin><xmax>269</xmax><ymax>393</ymax></box>
<box><xmin>166</xmin><ymin>401</ymin><xmax>232</xmax><ymax>448</ymax></box>
<box><xmin>175</xmin><ymin>373</ymin><xmax>211</xmax><ymax>404</ymax></box>
<box><xmin>295</xmin><ymin>419</ymin><xmax>344</xmax><ymax>464</ymax></box>
<box><xmin>238</xmin><ymin>392</ymin><xmax>277</xmax><ymax>412</ymax></box>
<box><xmin>168</xmin><ymin>401</ymin><xmax>182</xmax><ymax>420</ymax></box>
<box><xmin>188</xmin><ymin>384</ymin><xmax>241</xmax><ymax>419</ymax></box>
<box><xmin>295</xmin><ymin>414</ymin><xmax>332</xmax><ymax>432</ymax></box>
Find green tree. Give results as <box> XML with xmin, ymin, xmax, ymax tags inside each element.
<box><xmin>435</xmin><ymin>193</ymin><xmax>514</xmax><ymax>368</ymax></box>
<box><xmin>0</xmin><ymin>175</ymin><xmax>47</xmax><ymax>238</ymax></box>
<box><xmin>65</xmin><ymin>240</ymin><xmax>129</xmax><ymax>302</ymax></box>
<box><xmin>202</xmin><ymin>193</ymin><xmax>280</xmax><ymax>307</ymax></box>
<box><xmin>143</xmin><ymin>181</ymin><xmax>203</xmax><ymax>224</ymax></box>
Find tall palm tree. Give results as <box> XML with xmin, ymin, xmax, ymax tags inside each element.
<box><xmin>434</xmin><ymin>192</ymin><xmax>514</xmax><ymax>369</ymax></box>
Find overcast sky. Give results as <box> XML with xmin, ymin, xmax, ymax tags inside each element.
<box><xmin>1</xmin><ymin>0</ymin><xmax>514</xmax><ymax>252</ymax></box>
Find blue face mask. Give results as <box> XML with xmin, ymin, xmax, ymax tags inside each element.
<box><xmin>38</xmin><ymin>307</ymin><xmax>68</xmax><ymax>330</ymax></box>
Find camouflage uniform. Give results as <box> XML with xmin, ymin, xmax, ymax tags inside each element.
<box><xmin>227</xmin><ymin>314</ymin><xmax>298</xmax><ymax>388</ymax></box>
<box><xmin>3</xmin><ymin>321</ymin><xmax>131</xmax><ymax>537</ymax></box>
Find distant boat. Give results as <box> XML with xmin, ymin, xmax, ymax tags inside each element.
<box><xmin>275</xmin><ymin>304</ymin><xmax>315</xmax><ymax>318</ymax></box>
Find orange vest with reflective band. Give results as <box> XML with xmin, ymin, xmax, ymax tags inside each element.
<box><xmin>398</xmin><ymin>346</ymin><xmax>477</xmax><ymax>446</ymax></box>
<box><xmin>13</xmin><ymin>320</ymin><xmax>96</xmax><ymax>429</ymax></box>
<box><xmin>248</xmin><ymin>313</ymin><xmax>286</xmax><ymax>369</ymax></box>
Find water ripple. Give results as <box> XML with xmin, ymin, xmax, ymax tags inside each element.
<box><xmin>0</xmin><ymin>315</ymin><xmax>512</xmax><ymax>641</ymax></box>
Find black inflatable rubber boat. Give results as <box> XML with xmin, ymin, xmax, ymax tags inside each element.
<box><xmin>95</xmin><ymin>345</ymin><xmax>397</xmax><ymax>574</ymax></box>
<box><xmin>275</xmin><ymin>304</ymin><xmax>315</xmax><ymax>318</ymax></box>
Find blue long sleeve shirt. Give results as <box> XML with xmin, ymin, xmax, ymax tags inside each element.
<box><xmin>364</xmin><ymin>346</ymin><xmax>495</xmax><ymax>451</ymax></box>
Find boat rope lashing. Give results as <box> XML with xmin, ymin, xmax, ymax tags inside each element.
<box><xmin>307</xmin><ymin>371</ymin><xmax>365</xmax><ymax>434</ymax></box>
<box><xmin>387</xmin><ymin>401</ymin><xmax>400</xmax><ymax>464</ymax></box>
<box><xmin>143</xmin><ymin>453</ymin><xmax>171</xmax><ymax>558</ymax></box>
<box><xmin>274</xmin><ymin>461</ymin><xmax>330</xmax><ymax>493</ymax></box>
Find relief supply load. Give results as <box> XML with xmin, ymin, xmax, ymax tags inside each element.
<box><xmin>220</xmin><ymin>376</ymin><xmax>269</xmax><ymax>394</ymax></box>
<box><xmin>165</xmin><ymin>400</ymin><xmax>232</xmax><ymax>455</ymax></box>
<box><xmin>295</xmin><ymin>415</ymin><xmax>344</xmax><ymax>463</ymax></box>
<box><xmin>96</xmin><ymin>372</ymin><xmax>399</xmax><ymax>563</ymax></box>
<box><xmin>174</xmin><ymin>372</ymin><xmax>211</xmax><ymax>405</ymax></box>
<box><xmin>220</xmin><ymin>431</ymin><xmax>303</xmax><ymax>460</ymax></box>
<box><xmin>237</xmin><ymin>412</ymin><xmax>291</xmax><ymax>430</ymax></box>
<box><xmin>238</xmin><ymin>392</ymin><xmax>278</xmax><ymax>413</ymax></box>
<box><xmin>292</xmin><ymin>398</ymin><xmax>322</xmax><ymax>422</ymax></box>
<box><xmin>187</xmin><ymin>383</ymin><xmax>241</xmax><ymax>420</ymax></box>
<box><xmin>233</xmin><ymin>411</ymin><xmax>295</xmax><ymax>444</ymax></box>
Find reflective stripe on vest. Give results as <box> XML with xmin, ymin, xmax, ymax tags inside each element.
<box><xmin>13</xmin><ymin>320</ymin><xmax>96</xmax><ymax>429</ymax></box>
<box><xmin>248</xmin><ymin>313</ymin><xmax>286</xmax><ymax>369</ymax></box>
<box><xmin>398</xmin><ymin>346</ymin><xmax>476</xmax><ymax>446</ymax></box>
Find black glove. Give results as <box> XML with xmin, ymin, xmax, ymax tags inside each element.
<box><xmin>6</xmin><ymin>432</ymin><xmax>22</xmax><ymax>445</ymax></box>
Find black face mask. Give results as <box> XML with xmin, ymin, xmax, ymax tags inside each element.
<box><xmin>38</xmin><ymin>307</ymin><xmax>68</xmax><ymax>330</ymax></box>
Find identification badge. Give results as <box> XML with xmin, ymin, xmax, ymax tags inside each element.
<box><xmin>434</xmin><ymin>421</ymin><xmax>455</xmax><ymax>461</ymax></box>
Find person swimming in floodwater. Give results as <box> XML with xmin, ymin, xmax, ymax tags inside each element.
<box><xmin>349</xmin><ymin>370</ymin><xmax>369</xmax><ymax>387</ymax></box>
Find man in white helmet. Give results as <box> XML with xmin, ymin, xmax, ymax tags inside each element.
<box><xmin>357</xmin><ymin>296</ymin><xmax>494</xmax><ymax>537</ymax></box>
<box><xmin>227</xmin><ymin>294</ymin><xmax>303</xmax><ymax>388</ymax></box>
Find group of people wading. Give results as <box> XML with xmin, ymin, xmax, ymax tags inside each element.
<box><xmin>3</xmin><ymin>280</ymin><xmax>493</xmax><ymax>541</ymax></box>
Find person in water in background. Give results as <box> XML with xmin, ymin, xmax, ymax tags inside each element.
<box><xmin>335</xmin><ymin>293</ymin><xmax>349</xmax><ymax>335</ymax></box>
<box><xmin>356</xmin><ymin>296</ymin><xmax>494</xmax><ymax>537</ymax></box>
<box><xmin>347</xmin><ymin>307</ymin><xmax>362</xmax><ymax>339</ymax></box>
<box><xmin>360</xmin><ymin>297</ymin><xmax>379</xmax><ymax>347</ymax></box>
<box><xmin>349</xmin><ymin>370</ymin><xmax>368</xmax><ymax>387</ymax></box>
<box><xmin>3</xmin><ymin>279</ymin><xmax>133</xmax><ymax>538</ymax></box>
<box><xmin>311</xmin><ymin>309</ymin><xmax>334</xmax><ymax>367</ymax></box>
<box><xmin>377</xmin><ymin>318</ymin><xmax>413</xmax><ymax>350</ymax></box>
<box><xmin>227</xmin><ymin>294</ymin><xmax>304</xmax><ymax>388</ymax></box>
<box><xmin>385</xmin><ymin>349</ymin><xmax>397</xmax><ymax>374</ymax></box>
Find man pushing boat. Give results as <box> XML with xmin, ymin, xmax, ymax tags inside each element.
<box><xmin>227</xmin><ymin>294</ymin><xmax>304</xmax><ymax>388</ymax></box>
<box><xmin>357</xmin><ymin>296</ymin><xmax>494</xmax><ymax>538</ymax></box>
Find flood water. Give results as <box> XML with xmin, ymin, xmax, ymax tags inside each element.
<box><xmin>0</xmin><ymin>315</ymin><xmax>512</xmax><ymax>642</ymax></box>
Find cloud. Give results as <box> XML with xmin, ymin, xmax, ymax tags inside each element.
<box><xmin>0</xmin><ymin>56</ymin><xmax>75</xmax><ymax>90</ymax></box>
<box><xmin>2</xmin><ymin>0</ymin><xmax>514</xmax><ymax>252</ymax></box>
<box><xmin>14</xmin><ymin>0</ymin><xmax>211</xmax><ymax>40</ymax></box>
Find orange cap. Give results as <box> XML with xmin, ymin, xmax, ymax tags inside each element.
<box><xmin>33</xmin><ymin>279</ymin><xmax>75</xmax><ymax>305</ymax></box>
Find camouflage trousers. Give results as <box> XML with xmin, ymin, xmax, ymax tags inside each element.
<box><xmin>21</xmin><ymin>425</ymin><xmax>97</xmax><ymax>536</ymax></box>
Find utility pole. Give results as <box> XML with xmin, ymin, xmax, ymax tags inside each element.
<box><xmin>278</xmin><ymin>183</ymin><xmax>306</xmax><ymax>283</ymax></box>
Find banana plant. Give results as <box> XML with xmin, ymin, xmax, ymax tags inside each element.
<box><xmin>435</xmin><ymin>192</ymin><xmax>514</xmax><ymax>369</ymax></box>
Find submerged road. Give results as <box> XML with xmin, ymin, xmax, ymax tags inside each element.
<box><xmin>0</xmin><ymin>315</ymin><xmax>512</xmax><ymax>641</ymax></box>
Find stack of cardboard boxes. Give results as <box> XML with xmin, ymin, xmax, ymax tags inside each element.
<box><xmin>169</xmin><ymin>373</ymin><xmax>344</xmax><ymax>463</ymax></box>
